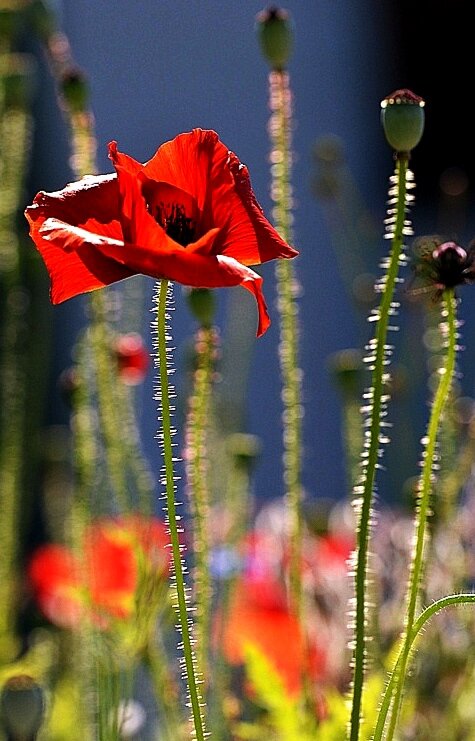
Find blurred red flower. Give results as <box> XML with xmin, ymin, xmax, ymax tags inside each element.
<box><xmin>114</xmin><ymin>332</ymin><xmax>149</xmax><ymax>385</ymax></box>
<box><xmin>25</xmin><ymin>129</ymin><xmax>297</xmax><ymax>336</ymax></box>
<box><xmin>28</xmin><ymin>515</ymin><xmax>169</xmax><ymax>628</ymax></box>
<box><xmin>221</xmin><ymin>576</ymin><xmax>325</xmax><ymax>695</ymax></box>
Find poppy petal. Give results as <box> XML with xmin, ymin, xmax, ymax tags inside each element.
<box><xmin>35</xmin><ymin>218</ymin><xmax>135</xmax><ymax>303</ymax></box>
<box><xmin>141</xmin><ymin>129</ymin><xmax>297</xmax><ymax>265</ymax></box>
<box><xmin>142</xmin><ymin>128</ymin><xmax>214</xmax><ymax>209</ymax></box>
<box><xmin>40</xmin><ymin>219</ymin><xmax>271</xmax><ymax>335</ymax></box>
<box><xmin>108</xmin><ymin>140</ymin><xmax>164</xmax><ymax>247</ymax></box>
<box><xmin>221</xmin><ymin>151</ymin><xmax>298</xmax><ymax>265</ymax></box>
<box><xmin>25</xmin><ymin>173</ymin><xmax>120</xmax><ymax>229</ymax></box>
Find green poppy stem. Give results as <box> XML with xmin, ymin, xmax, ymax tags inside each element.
<box><xmin>373</xmin><ymin>592</ymin><xmax>475</xmax><ymax>741</ymax></box>
<box><xmin>268</xmin><ymin>68</ymin><xmax>303</xmax><ymax>619</ymax></box>
<box><xmin>384</xmin><ymin>288</ymin><xmax>458</xmax><ymax>740</ymax></box>
<box><xmin>154</xmin><ymin>279</ymin><xmax>206</xmax><ymax>741</ymax></box>
<box><xmin>349</xmin><ymin>152</ymin><xmax>411</xmax><ymax>741</ymax></box>
<box><xmin>185</xmin><ymin>326</ymin><xmax>216</xmax><ymax>679</ymax></box>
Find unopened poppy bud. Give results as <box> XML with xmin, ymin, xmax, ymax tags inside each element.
<box><xmin>61</xmin><ymin>68</ymin><xmax>89</xmax><ymax>113</ymax></box>
<box><xmin>186</xmin><ymin>287</ymin><xmax>216</xmax><ymax>327</ymax></box>
<box><xmin>227</xmin><ymin>432</ymin><xmax>261</xmax><ymax>471</ymax></box>
<box><xmin>0</xmin><ymin>675</ymin><xmax>46</xmax><ymax>739</ymax></box>
<box><xmin>380</xmin><ymin>89</ymin><xmax>425</xmax><ymax>153</ymax></box>
<box><xmin>256</xmin><ymin>6</ymin><xmax>293</xmax><ymax>70</ymax></box>
<box><xmin>328</xmin><ymin>349</ymin><xmax>364</xmax><ymax>396</ymax></box>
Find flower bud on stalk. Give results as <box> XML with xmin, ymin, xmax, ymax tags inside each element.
<box><xmin>380</xmin><ymin>88</ymin><xmax>425</xmax><ymax>153</ymax></box>
<box><xmin>256</xmin><ymin>6</ymin><xmax>293</xmax><ymax>70</ymax></box>
<box><xmin>186</xmin><ymin>287</ymin><xmax>216</xmax><ymax>328</ymax></box>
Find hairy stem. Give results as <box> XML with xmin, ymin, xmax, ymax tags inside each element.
<box><xmin>350</xmin><ymin>152</ymin><xmax>411</xmax><ymax>741</ymax></box>
<box><xmin>269</xmin><ymin>68</ymin><xmax>303</xmax><ymax>617</ymax></box>
<box><xmin>385</xmin><ymin>288</ymin><xmax>457</xmax><ymax>740</ymax></box>
<box><xmin>154</xmin><ymin>279</ymin><xmax>206</xmax><ymax>741</ymax></box>
<box><xmin>185</xmin><ymin>327</ymin><xmax>216</xmax><ymax>679</ymax></box>
<box><xmin>373</xmin><ymin>592</ymin><xmax>475</xmax><ymax>740</ymax></box>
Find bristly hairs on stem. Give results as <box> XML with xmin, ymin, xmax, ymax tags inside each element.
<box><xmin>349</xmin><ymin>89</ymin><xmax>425</xmax><ymax>741</ymax></box>
<box><xmin>257</xmin><ymin>7</ymin><xmax>304</xmax><ymax>624</ymax></box>
<box><xmin>381</xmin><ymin>287</ymin><xmax>459</xmax><ymax>739</ymax></box>
<box><xmin>183</xmin><ymin>313</ymin><xmax>219</xmax><ymax>682</ymax></box>
<box><xmin>152</xmin><ymin>279</ymin><xmax>208</xmax><ymax>741</ymax></box>
<box><xmin>373</xmin><ymin>591</ymin><xmax>475</xmax><ymax>741</ymax></box>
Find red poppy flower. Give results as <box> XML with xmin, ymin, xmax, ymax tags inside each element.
<box><xmin>220</xmin><ymin>577</ymin><xmax>325</xmax><ymax>695</ymax></box>
<box><xmin>114</xmin><ymin>332</ymin><xmax>149</xmax><ymax>385</ymax></box>
<box><xmin>25</xmin><ymin>129</ymin><xmax>298</xmax><ymax>336</ymax></box>
<box><xmin>27</xmin><ymin>544</ymin><xmax>83</xmax><ymax>628</ymax></box>
<box><xmin>28</xmin><ymin>515</ymin><xmax>170</xmax><ymax>627</ymax></box>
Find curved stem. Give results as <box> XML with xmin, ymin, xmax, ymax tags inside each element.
<box><xmin>373</xmin><ymin>592</ymin><xmax>475</xmax><ymax>740</ymax></box>
<box><xmin>154</xmin><ymin>279</ymin><xmax>206</xmax><ymax>741</ymax></box>
<box><xmin>350</xmin><ymin>152</ymin><xmax>410</xmax><ymax>741</ymax></box>
<box><xmin>385</xmin><ymin>288</ymin><xmax>457</xmax><ymax>740</ymax></box>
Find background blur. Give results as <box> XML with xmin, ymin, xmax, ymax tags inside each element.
<box><xmin>24</xmin><ymin>0</ymin><xmax>475</xmax><ymax>509</ymax></box>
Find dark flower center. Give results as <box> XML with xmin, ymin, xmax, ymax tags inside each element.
<box><xmin>152</xmin><ymin>201</ymin><xmax>196</xmax><ymax>246</ymax></box>
<box><xmin>141</xmin><ymin>180</ymin><xmax>199</xmax><ymax>248</ymax></box>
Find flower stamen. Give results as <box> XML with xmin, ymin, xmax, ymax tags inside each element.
<box><xmin>152</xmin><ymin>201</ymin><xmax>196</xmax><ymax>246</ymax></box>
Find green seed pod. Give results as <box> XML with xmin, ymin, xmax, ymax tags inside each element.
<box><xmin>256</xmin><ymin>6</ymin><xmax>293</xmax><ymax>70</ymax></box>
<box><xmin>60</xmin><ymin>68</ymin><xmax>89</xmax><ymax>113</ymax></box>
<box><xmin>0</xmin><ymin>675</ymin><xmax>46</xmax><ymax>740</ymax></box>
<box><xmin>380</xmin><ymin>88</ymin><xmax>425</xmax><ymax>153</ymax></box>
<box><xmin>186</xmin><ymin>287</ymin><xmax>216</xmax><ymax>327</ymax></box>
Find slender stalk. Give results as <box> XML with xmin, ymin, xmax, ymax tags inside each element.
<box><xmin>88</xmin><ymin>297</ymin><xmax>131</xmax><ymax>512</ymax></box>
<box><xmin>373</xmin><ymin>592</ymin><xmax>475</xmax><ymax>741</ymax></box>
<box><xmin>269</xmin><ymin>68</ymin><xmax>303</xmax><ymax>617</ymax></box>
<box><xmin>154</xmin><ymin>279</ymin><xmax>206</xmax><ymax>741</ymax></box>
<box><xmin>0</xmin><ymin>68</ymin><xmax>32</xmax><ymax>663</ymax></box>
<box><xmin>349</xmin><ymin>152</ymin><xmax>411</xmax><ymax>741</ymax></box>
<box><xmin>384</xmin><ymin>289</ymin><xmax>458</xmax><ymax>740</ymax></box>
<box><xmin>143</xmin><ymin>633</ymin><xmax>183</xmax><ymax>740</ymax></box>
<box><xmin>184</xmin><ymin>326</ymin><xmax>216</xmax><ymax>678</ymax></box>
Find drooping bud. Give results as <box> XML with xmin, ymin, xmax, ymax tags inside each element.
<box><xmin>380</xmin><ymin>88</ymin><xmax>425</xmax><ymax>153</ymax></box>
<box><xmin>256</xmin><ymin>6</ymin><xmax>293</xmax><ymax>70</ymax></box>
<box><xmin>60</xmin><ymin>68</ymin><xmax>89</xmax><ymax>113</ymax></box>
<box><xmin>0</xmin><ymin>675</ymin><xmax>46</xmax><ymax>740</ymax></box>
<box><xmin>186</xmin><ymin>287</ymin><xmax>216</xmax><ymax>327</ymax></box>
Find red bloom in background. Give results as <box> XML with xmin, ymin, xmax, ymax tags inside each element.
<box><xmin>25</xmin><ymin>129</ymin><xmax>297</xmax><ymax>336</ymax></box>
<box><xmin>28</xmin><ymin>515</ymin><xmax>170</xmax><ymax>628</ymax></box>
<box><xmin>221</xmin><ymin>576</ymin><xmax>325</xmax><ymax>695</ymax></box>
<box><xmin>114</xmin><ymin>332</ymin><xmax>149</xmax><ymax>385</ymax></box>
